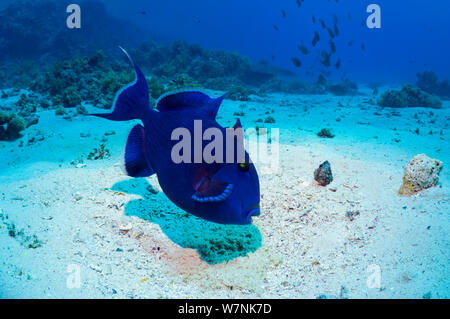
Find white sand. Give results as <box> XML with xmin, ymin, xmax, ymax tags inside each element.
<box><xmin>0</xmin><ymin>88</ymin><xmax>449</xmax><ymax>298</ymax></box>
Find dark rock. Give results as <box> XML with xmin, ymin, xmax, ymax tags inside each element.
<box><xmin>317</xmin><ymin>128</ymin><xmax>335</xmax><ymax>138</ymax></box>
<box><xmin>314</xmin><ymin>161</ymin><xmax>333</xmax><ymax>186</ymax></box>
<box><xmin>264</xmin><ymin>116</ymin><xmax>276</xmax><ymax>123</ymax></box>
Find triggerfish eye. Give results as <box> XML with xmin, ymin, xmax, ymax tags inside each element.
<box><xmin>238</xmin><ymin>162</ymin><xmax>249</xmax><ymax>172</ymax></box>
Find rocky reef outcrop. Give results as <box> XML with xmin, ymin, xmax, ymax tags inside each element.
<box><xmin>378</xmin><ymin>84</ymin><xmax>442</xmax><ymax>109</ymax></box>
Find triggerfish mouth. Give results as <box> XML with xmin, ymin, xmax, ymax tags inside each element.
<box><xmin>89</xmin><ymin>48</ymin><xmax>261</xmax><ymax>225</ymax></box>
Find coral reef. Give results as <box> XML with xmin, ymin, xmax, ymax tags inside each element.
<box><xmin>399</xmin><ymin>154</ymin><xmax>443</xmax><ymax>195</ymax></box>
<box><xmin>131</xmin><ymin>40</ymin><xmax>254</xmax><ymax>89</ymax></box>
<box><xmin>416</xmin><ymin>71</ymin><xmax>450</xmax><ymax>100</ymax></box>
<box><xmin>327</xmin><ymin>79</ymin><xmax>358</xmax><ymax>96</ymax></box>
<box><xmin>166</xmin><ymin>73</ymin><xmax>200</xmax><ymax>92</ymax></box>
<box><xmin>378</xmin><ymin>84</ymin><xmax>442</xmax><ymax>109</ymax></box>
<box><xmin>314</xmin><ymin>160</ymin><xmax>333</xmax><ymax>186</ymax></box>
<box><xmin>130</xmin><ymin>40</ymin><xmax>310</xmax><ymax>98</ymax></box>
<box><xmin>0</xmin><ymin>0</ymin><xmax>143</xmax><ymax>62</ymax></box>
<box><xmin>0</xmin><ymin>0</ymin><xmax>340</xmax><ymax>107</ymax></box>
<box><xmin>28</xmin><ymin>51</ymin><xmax>134</xmax><ymax>109</ymax></box>
<box><xmin>227</xmin><ymin>85</ymin><xmax>255</xmax><ymax>101</ymax></box>
<box><xmin>259</xmin><ymin>77</ymin><xmax>325</xmax><ymax>95</ymax></box>
<box><xmin>0</xmin><ymin>111</ymin><xmax>27</xmax><ymax>141</ymax></box>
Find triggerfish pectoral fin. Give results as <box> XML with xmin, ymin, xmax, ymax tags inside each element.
<box><xmin>123</xmin><ymin>124</ymin><xmax>155</xmax><ymax>177</ymax></box>
<box><xmin>89</xmin><ymin>47</ymin><xmax>151</xmax><ymax>121</ymax></box>
<box><xmin>156</xmin><ymin>90</ymin><xmax>226</xmax><ymax>120</ymax></box>
<box><xmin>192</xmin><ymin>178</ymin><xmax>233</xmax><ymax>203</ymax></box>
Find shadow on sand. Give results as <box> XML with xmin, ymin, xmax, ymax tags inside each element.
<box><xmin>111</xmin><ymin>178</ymin><xmax>262</xmax><ymax>264</ymax></box>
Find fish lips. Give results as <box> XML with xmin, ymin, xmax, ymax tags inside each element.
<box><xmin>245</xmin><ymin>206</ymin><xmax>261</xmax><ymax>224</ymax></box>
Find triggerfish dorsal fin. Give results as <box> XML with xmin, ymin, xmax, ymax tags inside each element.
<box><xmin>122</xmin><ymin>124</ymin><xmax>155</xmax><ymax>177</ymax></box>
<box><xmin>89</xmin><ymin>47</ymin><xmax>151</xmax><ymax>121</ymax></box>
<box><xmin>232</xmin><ymin>118</ymin><xmax>242</xmax><ymax>130</ymax></box>
<box><xmin>192</xmin><ymin>177</ymin><xmax>233</xmax><ymax>202</ymax></box>
<box><xmin>156</xmin><ymin>90</ymin><xmax>226</xmax><ymax>120</ymax></box>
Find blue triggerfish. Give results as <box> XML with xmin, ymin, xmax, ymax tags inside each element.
<box><xmin>90</xmin><ymin>48</ymin><xmax>261</xmax><ymax>225</ymax></box>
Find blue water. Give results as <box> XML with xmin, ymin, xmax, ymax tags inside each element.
<box><xmin>103</xmin><ymin>0</ymin><xmax>450</xmax><ymax>83</ymax></box>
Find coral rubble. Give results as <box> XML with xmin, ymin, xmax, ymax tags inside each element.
<box><xmin>399</xmin><ymin>154</ymin><xmax>443</xmax><ymax>195</ymax></box>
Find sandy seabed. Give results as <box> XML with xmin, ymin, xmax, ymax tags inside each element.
<box><xmin>0</xmin><ymin>88</ymin><xmax>449</xmax><ymax>298</ymax></box>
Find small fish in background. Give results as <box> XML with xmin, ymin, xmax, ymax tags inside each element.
<box><xmin>197</xmin><ymin>19</ymin><xmax>201</xmax><ymax>24</ymax></box>
<box><xmin>326</xmin><ymin>27</ymin><xmax>335</xmax><ymax>39</ymax></box>
<box><xmin>272</xmin><ymin>24</ymin><xmax>279</xmax><ymax>31</ymax></box>
<box><xmin>141</xmin><ymin>11</ymin><xmax>146</xmax><ymax>15</ymax></box>
<box><xmin>320</xmin><ymin>51</ymin><xmax>331</xmax><ymax>67</ymax></box>
<box><xmin>333</xmin><ymin>22</ymin><xmax>339</xmax><ymax>36</ymax></box>
<box><xmin>312</xmin><ymin>31</ymin><xmax>320</xmax><ymax>46</ymax></box>
<box><xmin>312</xmin><ymin>15</ymin><xmax>316</xmax><ymax>24</ymax></box>
<box><xmin>291</xmin><ymin>57</ymin><xmax>302</xmax><ymax>67</ymax></box>
<box><xmin>271</xmin><ymin>55</ymin><xmax>276</xmax><ymax>61</ymax></box>
<box><xmin>281</xmin><ymin>9</ymin><xmax>286</xmax><ymax>18</ymax></box>
<box><xmin>319</xmin><ymin>19</ymin><xmax>326</xmax><ymax>29</ymax></box>
<box><xmin>298</xmin><ymin>44</ymin><xmax>309</xmax><ymax>55</ymax></box>
<box><xmin>361</xmin><ymin>43</ymin><xmax>365</xmax><ymax>51</ymax></box>
<box><xmin>335</xmin><ymin>58</ymin><xmax>341</xmax><ymax>69</ymax></box>
<box><xmin>89</xmin><ymin>48</ymin><xmax>261</xmax><ymax>225</ymax></box>
<box><xmin>329</xmin><ymin>40</ymin><xmax>336</xmax><ymax>54</ymax></box>
<box><xmin>348</xmin><ymin>40</ymin><xmax>354</xmax><ymax>47</ymax></box>
<box><xmin>361</xmin><ymin>19</ymin><xmax>365</xmax><ymax>27</ymax></box>
<box><xmin>334</xmin><ymin>26</ymin><xmax>339</xmax><ymax>36</ymax></box>
<box><xmin>296</xmin><ymin>0</ymin><xmax>304</xmax><ymax>7</ymax></box>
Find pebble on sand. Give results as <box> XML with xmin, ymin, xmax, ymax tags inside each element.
<box><xmin>314</xmin><ymin>160</ymin><xmax>333</xmax><ymax>186</ymax></box>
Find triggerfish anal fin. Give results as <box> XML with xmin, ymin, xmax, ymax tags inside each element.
<box><xmin>192</xmin><ymin>178</ymin><xmax>233</xmax><ymax>203</ymax></box>
<box><xmin>123</xmin><ymin>124</ymin><xmax>155</xmax><ymax>178</ymax></box>
<box><xmin>89</xmin><ymin>47</ymin><xmax>150</xmax><ymax>121</ymax></box>
<box><xmin>156</xmin><ymin>90</ymin><xmax>226</xmax><ymax>120</ymax></box>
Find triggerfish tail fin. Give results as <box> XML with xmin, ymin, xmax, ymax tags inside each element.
<box><xmin>122</xmin><ymin>124</ymin><xmax>155</xmax><ymax>177</ymax></box>
<box><xmin>89</xmin><ymin>47</ymin><xmax>151</xmax><ymax>121</ymax></box>
<box><xmin>156</xmin><ymin>90</ymin><xmax>227</xmax><ymax>120</ymax></box>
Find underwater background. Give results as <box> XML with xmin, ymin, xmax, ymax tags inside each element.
<box><xmin>0</xmin><ymin>0</ymin><xmax>448</xmax><ymax>298</ymax></box>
